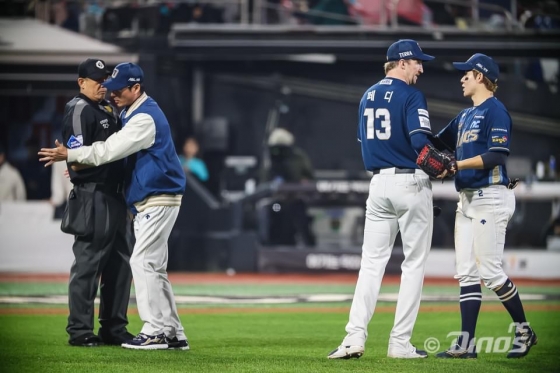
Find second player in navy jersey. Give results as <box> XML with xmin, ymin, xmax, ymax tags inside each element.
<box><xmin>436</xmin><ymin>89</ymin><xmax>512</xmax><ymax>191</ymax></box>
<box><xmin>329</xmin><ymin>39</ymin><xmax>435</xmax><ymax>360</ymax></box>
<box><xmin>434</xmin><ymin>53</ymin><xmax>537</xmax><ymax>359</ymax></box>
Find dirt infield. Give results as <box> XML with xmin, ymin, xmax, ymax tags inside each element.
<box><xmin>1</xmin><ymin>272</ymin><xmax>560</xmax><ymax>286</ymax></box>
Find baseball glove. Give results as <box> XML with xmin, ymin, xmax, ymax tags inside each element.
<box><xmin>416</xmin><ymin>144</ymin><xmax>456</xmax><ymax>179</ymax></box>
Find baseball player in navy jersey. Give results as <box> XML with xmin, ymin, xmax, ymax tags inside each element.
<box><xmin>39</xmin><ymin>63</ymin><xmax>189</xmax><ymax>351</ymax></box>
<box><xmin>432</xmin><ymin>54</ymin><xmax>537</xmax><ymax>359</ymax></box>
<box><xmin>328</xmin><ymin>39</ymin><xmax>436</xmax><ymax>360</ymax></box>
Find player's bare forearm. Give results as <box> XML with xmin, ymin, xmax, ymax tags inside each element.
<box><xmin>457</xmin><ymin>155</ymin><xmax>484</xmax><ymax>170</ymax></box>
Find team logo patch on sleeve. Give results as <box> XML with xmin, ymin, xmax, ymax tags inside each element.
<box><xmin>67</xmin><ymin>135</ymin><xmax>83</xmax><ymax>149</ymax></box>
<box><xmin>419</xmin><ymin>116</ymin><xmax>431</xmax><ymax>129</ymax></box>
<box><xmin>491</xmin><ymin>135</ymin><xmax>508</xmax><ymax>144</ymax></box>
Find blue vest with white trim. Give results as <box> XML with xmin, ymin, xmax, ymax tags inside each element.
<box><xmin>121</xmin><ymin>96</ymin><xmax>185</xmax><ymax>212</ymax></box>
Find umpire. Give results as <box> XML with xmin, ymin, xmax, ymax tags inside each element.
<box><xmin>62</xmin><ymin>58</ymin><xmax>133</xmax><ymax>347</ymax></box>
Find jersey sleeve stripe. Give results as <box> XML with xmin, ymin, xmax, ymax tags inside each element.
<box><xmin>488</xmin><ymin>146</ymin><xmax>510</xmax><ymax>152</ymax></box>
<box><xmin>409</xmin><ymin>128</ymin><xmax>432</xmax><ymax>136</ymax></box>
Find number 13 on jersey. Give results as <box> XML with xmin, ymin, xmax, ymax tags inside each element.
<box><xmin>365</xmin><ymin>108</ymin><xmax>392</xmax><ymax>140</ymax></box>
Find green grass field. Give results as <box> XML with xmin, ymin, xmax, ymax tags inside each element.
<box><xmin>1</xmin><ymin>279</ymin><xmax>559</xmax><ymax>373</ymax></box>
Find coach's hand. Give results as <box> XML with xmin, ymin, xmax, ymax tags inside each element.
<box><xmin>38</xmin><ymin>139</ymin><xmax>68</xmax><ymax>167</ymax></box>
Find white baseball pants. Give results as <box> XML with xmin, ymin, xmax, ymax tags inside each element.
<box><xmin>131</xmin><ymin>205</ymin><xmax>186</xmax><ymax>340</ymax></box>
<box><xmin>454</xmin><ymin>185</ymin><xmax>515</xmax><ymax>289</ymax></box>
<box><xmin>342</xmin><ymin>170</ymin><xmax>433</xmax><ymax>350</ymax></box>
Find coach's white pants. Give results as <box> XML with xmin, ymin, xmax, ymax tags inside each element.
<box><xmin>131</xmin><ymin>206</ymin><xmax>186</xmax><ymax>339</ymax></box>
<box><xmin>454</xmin><ymin>186</ymin><xmax>515</xmax><ymax>289</ymax></box>
<box><xmin>342</xmin><ymin>172</ymin><xmax>433</xmax><ymax>349</ymax></box>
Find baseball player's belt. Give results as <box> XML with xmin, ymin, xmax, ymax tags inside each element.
<box><xmin>372</xmin><ymin>168</ymin><xmax>416</xmax><ymax>175</ymax></box>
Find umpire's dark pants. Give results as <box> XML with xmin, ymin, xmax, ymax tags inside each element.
<box><xmin>66</xmin><ymin>183</ymin><xmax>133</xmax><ymax>342</ymax></box>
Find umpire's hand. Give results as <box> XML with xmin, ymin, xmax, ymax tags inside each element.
<box><xmin>38</xmin><ymin>139</ymin><xmax>68</xmax><ymax>167</ymax></box>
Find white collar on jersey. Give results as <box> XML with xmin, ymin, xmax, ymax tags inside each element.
<box><xmin>124</xmin><ymin>92</ymin><xmax>149</xmax><ymax>119</ymax></box>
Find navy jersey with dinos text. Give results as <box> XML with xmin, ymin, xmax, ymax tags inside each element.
<box><xmin>437</xmin><ymin>97</ymin><xmax>511</xmax><ymax>191</ymax></box>
<box><xmin>357</xmin><ymin>78</ymin><xmax>432</xmax><ymax>170</ymax></box>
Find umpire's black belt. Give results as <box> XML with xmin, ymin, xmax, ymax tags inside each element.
<box><xmin>372</xmin><ymin>168</ymin><xmax>416</xmax><ymax>175</ymax></box>
<box><xmin>76</xmin><ymin>182</ymin><xmax>124</xmax><ymax>194</ymax></box>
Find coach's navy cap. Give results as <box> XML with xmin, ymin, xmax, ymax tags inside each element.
<box><xmin>453</xmin><ymin>53</ymin><xmax>499</xmax><ymax>83</ymax></box>
<box><xmin>386</xmin><ymin>39</ymin><xmax>435</xmax><ymax>62</ymax></box>
<box><xmin>78</xmin><ymin>58</ymin><xmax>111</xmax><ymax>80</ymax></box>
<box><xmin>102</xmin><ymin>62</ymin><xmax>144</xmax><ymax>91</ymax></box>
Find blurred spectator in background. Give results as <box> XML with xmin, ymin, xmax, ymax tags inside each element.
<box><xmin>306</xmin><ymin>0</ymin><xmax>356</xmax><ymax>25</ymax></box>
<box><xmin>81</xmin><ymin>0</ymin><xmax>106</xmax><ymax>38</ymax></box>
<box><xmin>267</xmin><ymin>128</ymin><xmax>313</xmax><ymax>183</ymax></box>
<box><xmin>52</xmin><ymin>0</ymin><xmax>80</xmax><ymax>32</ymax></box>
<box><xmin>179</xmin><ymin>136</ymin><xmax>209</xmax><ymax>183</ymax></box>
<box><xmin>265</xmin><ymin>127</ymin><xmax>316</xmax><ymax>247</ymax></box>
<box><xmin>522</xmin><ymin>0</ymin><xmax>560</xmax><ymax>94</ymax></box>
<box><xmin>347</xmin><ymin>0</ymin><xmax>429</xmax><ymax>26</ymax></box>
<box><xmin>50</xmin><ymin>159</ymin><xmax>73</xmax><ymax>219</ymax></box>
<box><xmin>0</xmin><ymin>144</ymin><xmax>27</xmax><ymax>201</ymax></box>
<box><xmin>541</xmin><ymin>216</ymin><xmax>560</xmax><ymax>249</ymax></box>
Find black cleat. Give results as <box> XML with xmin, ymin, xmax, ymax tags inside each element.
<box><xmin>69</xmin><ymin>333</ymin><xmax>101</xmax><ymax>347</ymax></box>
<box><xmin>100</xmin><ymin>332</ymin><xmax>135</xmax><ymax>346</ymax></box>
<box><xmin>436</xmin><ymin>344</ymin><xmax>477</xmax><ymax>359</ymax></box>
<box><xmin>507</xmin><ymin>327</ymin><xmax>537</xmax><ymax>358</ymax></box>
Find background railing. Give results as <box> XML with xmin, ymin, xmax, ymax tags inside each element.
<box><xmin>26</xmin><ymin>0</ymin><xmax>559</xmax><ymax>32</ymax></box>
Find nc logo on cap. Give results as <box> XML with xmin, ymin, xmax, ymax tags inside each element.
<box><xmin>96</xmin><ymin>61</ymin><xmax>104</xmax><ymax>69</ymax></box>
<box><xmin>111</xmin><ymin>68</ymin><xmax>119</xmax><ymax>78</ymax></box>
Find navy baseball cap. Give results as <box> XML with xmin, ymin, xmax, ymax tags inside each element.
<box><xmin>386</xmin><ymin>39</ymin><xmax>435</xmax><ymax>62</ymax></box>
<box><xmin>102</xmin><ymin>62</ymin><xmax>144</xmax><ymax>91</ymax></box>
<box><xmin>453</xmin><ymin>53</ymin><xmax>499</xmax><ymax>83</ymax></box>
<box><xmin>78</xmin><ymin>58</ymin><xmax>111</xmax><ymax>80</ymax></box>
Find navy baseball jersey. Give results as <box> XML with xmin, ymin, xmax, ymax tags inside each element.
<box><xmin>357</xmin><ymin>78</ymin><xmax>432</xmax><ymax>170</ymax></box>
<box><xmin>437</xmin><ymin>97</ymin><xmax>511</xmax><ymax>190</ymax></box>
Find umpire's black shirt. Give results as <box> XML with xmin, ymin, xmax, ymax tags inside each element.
<box><xmin>62</xmin><ymin>93</ymin><xmax>124</xmax><ymax>184</ymax></box>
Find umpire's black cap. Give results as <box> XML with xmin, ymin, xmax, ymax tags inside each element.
<box><xmin>78</xmin><ymin>58</ymin><xmax>111</xmax><ymax>80</ymax></box>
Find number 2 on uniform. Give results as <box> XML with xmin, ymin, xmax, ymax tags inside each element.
<box><xmin>365</xmin><ymin>108</ymin><xmax>392</xmax><ymax>140</ymax></box>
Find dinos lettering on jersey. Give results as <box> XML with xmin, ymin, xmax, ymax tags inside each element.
<box><xmin>457</xmin><ymin>129</ymin><xmax>480</xmax><ymax>147</ymax></box>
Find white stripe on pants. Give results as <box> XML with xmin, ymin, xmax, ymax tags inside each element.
<box><xmin>131</xmin><ymin>205</ymin><xmax>185</xmax><ymax>338</ymax></box>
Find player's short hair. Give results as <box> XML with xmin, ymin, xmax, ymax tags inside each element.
<box><xmin>472</xmin><ymin>70</ymin><xmax>498</xmax><ymax>93</ymax></box>
<box><xmin>384</xmin><ymin>61</ymin><xmax>398</xmax><ymax>74</ymax></box>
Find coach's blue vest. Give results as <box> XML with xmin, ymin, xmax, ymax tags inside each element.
<box><xmin>121</xmin><ymin>96</ymin><xmax>185</xmax><ymax>212</ymax></box>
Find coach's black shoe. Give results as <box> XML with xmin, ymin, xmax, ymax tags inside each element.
<box><xmin>100</xmin><ymin>332</ymin><xmax>135</xmax><ymax>346</ymax></box>
<box><xmin>436</xmin><ymin>344</ymin><xmax>477</xmax><ymax>359</ymax></box>
<box><xmin>69</xmin><ymin>333</ymin><xmax>101</xmax><ymax>347</ymax></box>
<box><xmin>507</xmin><ymin>327</ymin><xmax>537</xmax><ymax>358</ymax></box>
